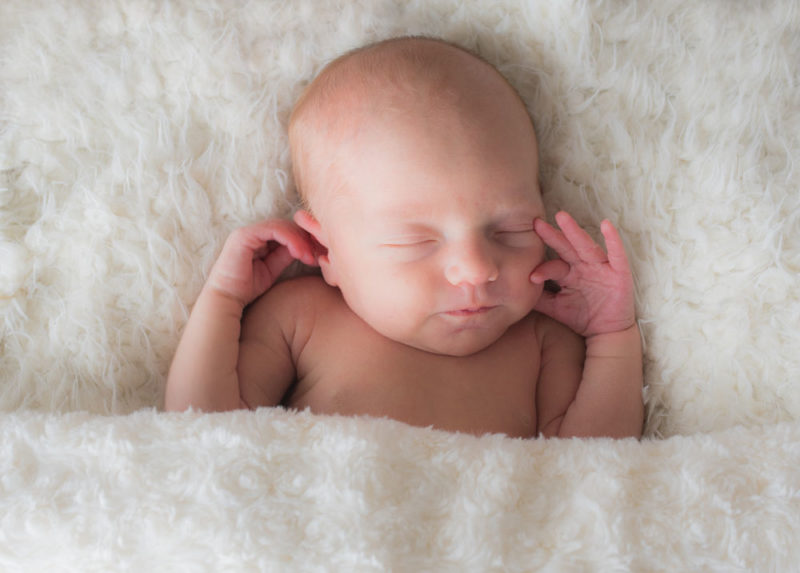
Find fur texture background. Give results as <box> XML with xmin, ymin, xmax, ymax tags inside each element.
<box><xmin>1</xmin><ymin>0</ymin><xmax>799</xmax><ymax>569</ymax></box>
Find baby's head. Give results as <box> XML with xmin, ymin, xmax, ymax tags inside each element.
<box><xmin>290</xmin><ymin>36</ymin><xmax>547</xmax><ymax>356</ymax></box>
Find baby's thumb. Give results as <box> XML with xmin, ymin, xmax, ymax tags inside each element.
<box><xmin>530</xmin><ymin>259</ymin><xmax>570</xmax><ymax>284</ymax></box>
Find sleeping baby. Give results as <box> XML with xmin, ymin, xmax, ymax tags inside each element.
<box><xmin>165</xmin><ymin>36</ymin><xmax>644</xmax><ymax>439</ymax></box>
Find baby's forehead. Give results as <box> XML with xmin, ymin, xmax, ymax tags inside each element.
<box><xmin>300</xmin><ymin>38</ymin><xmax>508</xmax><ymax>125</ymax></box>
<box><xmin>290</xmin><ymin>37</ymin><xmax>535</xmax><ymax>212</ymax></box>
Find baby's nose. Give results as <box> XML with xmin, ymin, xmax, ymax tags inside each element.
<box><xmin>444</xmin><ymin>240</ymin><xmax>499</xmax><ymax>286</ymax></box>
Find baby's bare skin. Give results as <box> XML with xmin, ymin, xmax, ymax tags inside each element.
<box><xmin>165</xmin><ymin>37</ymin><xmax>644</xmax><ymax>439</ymax></box>
<box><xmin>242</xmin><ymin>276</ymin><xmax>581</xmax><ymax>438</ymax></box>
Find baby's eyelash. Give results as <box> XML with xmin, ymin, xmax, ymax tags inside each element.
<box><xmin>494</xmin><ymin>228</ymin><xmax>539</xmax><ymax>248</ymax></box>
<box><xmin>382</xmin><ymin>239</ymin><xmax>437</xmax><ymax>247</ymax></box>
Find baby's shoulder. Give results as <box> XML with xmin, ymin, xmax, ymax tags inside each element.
<box><xmin>269</xmin><ymin>273</ymin><xmax>338</xmax><ymax>298</ymax></box>
<box><xmin>241</xmin><ymin>275</ymin><xmax>344</xmax><ymax>351</ymax></box>
<box><xmin>256</xmin><ymin>274</ymin><xmax>342</xmax><ymax>316</ymax></box>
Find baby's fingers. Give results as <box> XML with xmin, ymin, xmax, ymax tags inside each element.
<box><xmin>246</xmin><ymin>220</ymin><xmax>317</xmax><ymax>266</ymax></box>
<box><xmin>530</xmin><ymin>259</ymin><xmax>570</xmax><ymax>285</ymax></box>
<box><xmin>263</xmin><ymin>244</ymin><xmax>296</xmax><ymax>278</ymax></box>
<box><xmin>600</xmin><ymin>220</ymin><xmax>631</xmax><ymax>274</ymax></box>
<box><xmin>554</xmin><ymin>212</ymin><xmax>608</xmax><ymax>264</ymax></box>
<box><xmin>533</xmin><ymin>217</ymin><xmax>579</xmax><ymax>264</ymax></box>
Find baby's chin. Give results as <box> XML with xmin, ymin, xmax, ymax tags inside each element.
<box><xmin>399</xmin><ymin>324</ymin><xmax>510</xmax><ymax>357</ymax></box>
<box><xmin>423</xmin><ymin>339</ymin><xmax>499</xmax><ymax>357</ymax></box>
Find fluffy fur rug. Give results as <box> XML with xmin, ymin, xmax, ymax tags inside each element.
<box><xmin>2</xmin><ymin>0</ymin><xmax>799</xmax><ymax>570</ymax></box>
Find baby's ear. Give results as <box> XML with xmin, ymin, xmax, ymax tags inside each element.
<box><xmin>293</xmin><ymin>210</ymin><xmax>338</xmax><ymax>287</ymax></box>
<box><xmin>293</xmin><ymin>210</ymin><xmax>325</xmax><ymax>244</ymax></box>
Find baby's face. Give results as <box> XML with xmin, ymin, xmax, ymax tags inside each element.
<box><xmin>300</xmin><ymin>98</ymin><xmax>547</xmax><ymax>356</ymax></box>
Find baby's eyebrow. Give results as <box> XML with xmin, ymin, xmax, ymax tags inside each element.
<box><xmin>377</xmin><ymin>221</ymin><xmax>435</xmax><ymax>234</ymax></box>
<box><xmin>375</xmin><ymin>217</ymin><xmax>539</xmax><ymax>238</ymax></box>
<box><xmin>372</xmin><ymin>202</ymin><xmax>540</xmax><ymax>225</ymax></box>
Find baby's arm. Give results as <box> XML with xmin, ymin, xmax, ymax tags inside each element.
<box><xmin>532</xmin><ymin>212</ymin><xmax>643</xmax><ymax>439</ymax></box>
<box><xmin>165</xmin><ymin>220</ymin><xmax>316</xmax><ymax>412</ymax></box>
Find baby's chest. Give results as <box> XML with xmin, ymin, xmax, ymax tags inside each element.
<box><xmin>288</xmin><ymin>319</ymin><xmax>541</xmax><ymax>438</ymax></box>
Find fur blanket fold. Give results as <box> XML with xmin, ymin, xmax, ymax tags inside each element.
<box><xmin>2</xmin><ymin>0</ymin><xmax>800</xmax><ymax>570</ymax></box>
<box><xmin>2</xmin><ymin>410</ymin><xmax>800</xmax><ymax>570</ymax></box>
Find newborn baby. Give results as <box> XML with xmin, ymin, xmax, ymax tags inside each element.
<box><xmin>166</xmin><ymin>36</ymin><xmax>644</xmax><ymax>439</ymax></box>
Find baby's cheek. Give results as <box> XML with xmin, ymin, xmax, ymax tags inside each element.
<box><xmin>509</xmin><ymin>250</ymin><xmax>542</xmax><ymax>280</ymax></box>
<box><xmin>378</xmin><ymin>267</ymin><xmax>430</xmax><ymax>311</ymax></box>
<box><xmin>531</xmin><ymin>242</ymin><xmax>547</xmax><ymax>267</ymax></box>
<box><xmin>505</xmin><ymin>258</ymin><xmax>544</xmax><ymax>305</ymax></box>
<box><xmin>512</xmin><ymin>279</ymin><xmax>544</xmax><ymax>319</ymax></box>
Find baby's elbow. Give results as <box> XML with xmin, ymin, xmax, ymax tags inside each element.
<box><xmin>537</xmin><ymin>415</ymin><xmax>565</xmax><ymax>439</ymax></box>
<box><xmin>164</xmin><ymin>392</ymin><xmax>192</xmax><ymax>413</ymax></box>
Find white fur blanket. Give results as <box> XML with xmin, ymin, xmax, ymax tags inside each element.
<box><xmin>2</xmin><ymin>0</ymin><xmax>799</xmax><ymax>570</ymax></box>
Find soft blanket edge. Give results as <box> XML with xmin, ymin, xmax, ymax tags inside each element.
<box><xmin>1</xmin><ymin>409</ymin><xmax>799</xmax><ymax>570</ymax></box>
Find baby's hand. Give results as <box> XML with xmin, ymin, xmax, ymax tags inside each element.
<box><xmin>530</xmin><ymin>211</ymin><xmax>635</xmax><ymax>338</ymax></box>
<box><xmin>207</xmin><ymin>219</ymin><xmax>318</xmax><ymax>307</ymax></box>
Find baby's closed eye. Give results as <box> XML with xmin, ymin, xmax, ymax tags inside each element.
<box><xmin>381</xmin><ymin>236</ymin><xmax>438</xmax><ymax>249</ymax></box>
<box><xmin>493</xmin><ymin>227</ymin><xmax>538</xmax><ymax>248</ymax></box>
<box><xmin>380</xmin><ymin>236</ymin><xmax>439</xmax><ymax>260</ymax></box>
<box><xmin>380</xmin><ymin>228</ymin><xmax>538</xmax><ymax>251</ymax></box>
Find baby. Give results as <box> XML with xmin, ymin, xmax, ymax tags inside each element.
<box><xmin>165</xmin><ymin>37</ymin><xmax>644</xmax><ymax>439</ymax></box>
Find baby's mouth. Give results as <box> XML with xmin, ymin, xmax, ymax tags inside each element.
<box><xmin>443</xmin><ymin>306</ymin><xmax>496</xmax><ymax>317</ymax></box>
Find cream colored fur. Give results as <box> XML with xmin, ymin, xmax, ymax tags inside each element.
<box><xmin>1</xmin><ymin>0</ymin><xmax>799</xmax><ymax>570</ymax></box>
